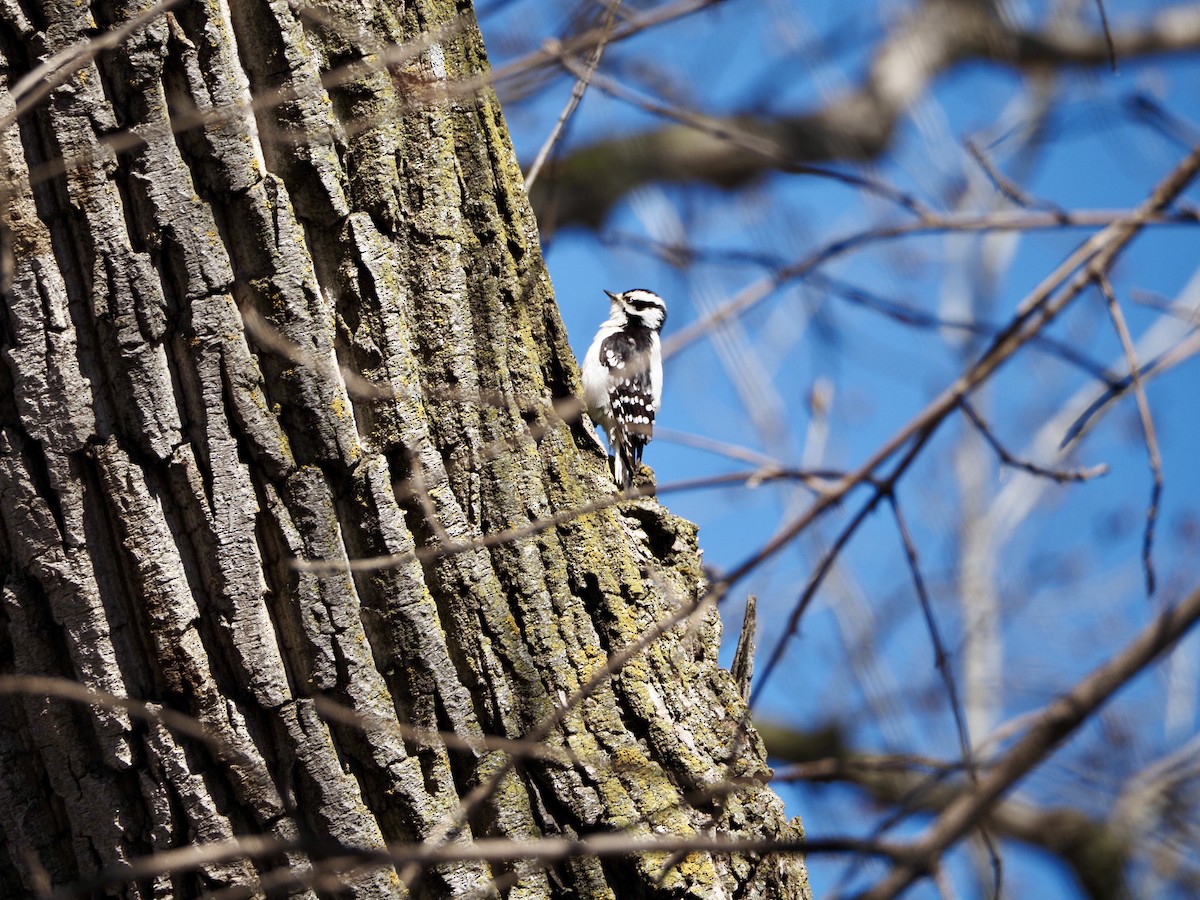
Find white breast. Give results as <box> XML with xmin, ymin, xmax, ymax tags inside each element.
<box><xmin>582</xmin><ymin>325</ymin><xmax>617</xmax><ymax>430</ymax></box>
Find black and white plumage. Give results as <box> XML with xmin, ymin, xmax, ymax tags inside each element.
<box><xmin>582</xmin><ymin>289</ymin><xmax>667</xmax><ymax>490</ymax></box>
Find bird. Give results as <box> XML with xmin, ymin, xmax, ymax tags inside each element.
<box><xmin>581</xmin><ymin>288</ymin><xmax>667</xmax><ymax>490</ymax></box>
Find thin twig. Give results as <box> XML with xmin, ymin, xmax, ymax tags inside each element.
<box><xmin>2</xmin><ymin>0</ymin><xmax>181</xmax><ymax>131</ymax></box>
<box><xmin>1126</xmin><ymin>91</ymin><xmax>1200</xmax><ymax>149</ymax></box>
<box><xmin>524</xmin><ymin>2</ymin><xmax>622</xmax><ymax>191</ymax></box>
<box><xmin>1095</xmin><ymin>274</ymin><xmax>1162</xmax><ymax>595</ymax></box>
<box><xmin>0</xmin><ymin>675</ymin><xmax>248</xmax><ymax>766</ymax></box>
<box><xmin>964</xmin><ymin>138</ymin><xmax>1066</xmax><ymax>216</ymax></box>
<box><xmin>653</xmin><ymin>427</ymin><xmax>793</xmax><ymax>470</ymax></box>
<box><xmin>748</xmin><ymin>428</ymin><xmax>935</xmax><ymax>708</ymax></box>
<box><xmin>888</xmin><ymin>495</ymin><xmax>1002</xmax><ymax>898</ymax></box>
<box><xmin>401</xmin><ymin>448</ymin><xmax>451</xmax><ymax>544</ymax></box>
<box><xmin>887</xmin><ymin>499</ymin><xmax>973</xmax><ymax>770</ymax></box>
<box><xmin>313</xmin><ymin>696</ymin><xmax>574</xmax><ymax>767</ymax></box>
<box><xmin>18</xmin><ymin>18</ymin><xmax>470</xmax><ymax>192</ymax></box>
<box><xmin>1128</xmin><ymin>287</ymin><xmax>1200</xmax><ymax>322</ymax></box>
<box><xmin>490</xmin><ymin>0</ymin><xmax>727</xmax><ymax>88</ymax></box>
<box><xmin>773</xmin><ymin>752</ymin><xmax>966</xmax><ymax>783</ymax></box>
<box><xmin>747</xmin><ymin>490</ymin><xmax>883</xmax><ymax>708</ymax></box>
<box><xmin>961</xmin><ymin>401</ymin><xmax>1108</xmax><ymax>483</ymax></box>
<box><xmin>49</xmin><ymin>830</ymin><xmax>901</xmax><ymax>900</ymax></box>
<box><xmin>607</xmin><ymin>230</ymin><xmax>1120</xmax><ymax>383</ymax></box>
<box><xmin>1092</xmin><ymin>0</ymin><xmax>1119</xmax><ymax>72</ymax></box>
<box><xmin>239</xmin><ymin>302</ymin><xmax>395</xmax><ymax>400</ymax></box>
<box><xmin>562</xmin><ymin>59</ymin><xmax>933</xmax><ymax>219</ymax></box>
<box><xmin>294</xmin><ymin>466</ymin><xmax>827</xmax><ymax>575</ymax></box>
<box><xmin>1061</xmin><ymin>327</ymin><xmax>1200</xmax><ymax>448</ymax></box>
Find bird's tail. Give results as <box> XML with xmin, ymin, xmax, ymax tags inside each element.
<box><xmin>612</xmin><ymin>439</ymin><xmax>643</xmax><ymax>491</ymax></box>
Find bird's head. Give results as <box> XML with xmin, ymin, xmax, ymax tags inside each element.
<box><xmin>604</xmin><ymin>288</ymin><xmax>667</xmax><ymax>332</ymax></box>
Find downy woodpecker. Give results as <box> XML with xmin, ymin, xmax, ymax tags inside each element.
<box><xmin>582</xmin><ymin>289</ymin><xmax>667</xmax><ymax>490</ymax></box>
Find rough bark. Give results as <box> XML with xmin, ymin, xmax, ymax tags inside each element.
<box><xmin>0</xmin><ymin>1</ymin><xmax>808</xmax><ymax>897</ymax></box>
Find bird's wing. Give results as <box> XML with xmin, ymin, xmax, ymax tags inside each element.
<box><xmin>598</xmin><ymin>330</ymin><xmax>655</xmax><ymax>448</ymax></box>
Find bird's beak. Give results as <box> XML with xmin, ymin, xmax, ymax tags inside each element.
<box><xmin>603</xmin><ymin>290</ymin><xmax>619</xmax><ymax>302</ymax></box>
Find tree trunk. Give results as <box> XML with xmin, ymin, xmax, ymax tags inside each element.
<box><xmin>0</xmin><ymin>1</ymin><xmax>809</xmax><ymax>897</ymax></box>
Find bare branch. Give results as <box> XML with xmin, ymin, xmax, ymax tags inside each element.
<box><xmin>857</xmin><ymin>581</ymin><xmax>1200</xmax><ymax>899</ymax></box>
<box><xmin>712</xmin><ymin>142</ymin><xmax>1200</xmax><ymax>595</ymax></box>
<box><xmin>889</xmin><ymin>494</ymin><xmax>1003</xmax><ymax>897</ymax></box>
<box><xmin>964</xmin><ymin>138</ymin><xmax>1065</xmax><ymax>216</ymax></box>
<box><xmin>662</xmin><ymin>209</ymin><xmax>1196</xmax><ymax>361</ymax></box>
<box><xmin>766</xmin><ymin>732</ymin><xmax>1130</xmax><ymax>899</ymax></box>
<box><xmin>491</xmin><ymin>0</ymin><xmax>725</xmax><ymax>92</ymax></box>
<box><xmin>546</xmin><ymin>59</ymin><xmax>933</xmax><ymax>220</ymax></box>
<box><xmin>748</xmin><ymin>428</ymin><xmax>934</xmax><ymax>708</ymax></box>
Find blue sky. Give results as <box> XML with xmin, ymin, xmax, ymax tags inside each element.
<box><xmin>479</xmin><ymin>2</ymin><xmax>1200</xmax><ymax>896</ymax></box>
